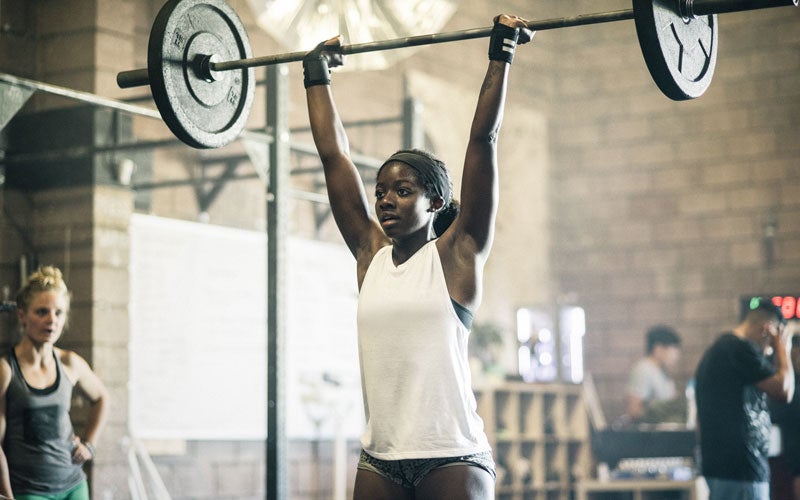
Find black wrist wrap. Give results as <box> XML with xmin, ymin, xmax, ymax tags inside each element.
<box><xmin>488</xmin><ymin>22</ymin><xmax>520</xmax><ymax>64</ymax></box>
<box><xmin>303</xmin><ymin>54</ymin><xmax>330</xmax><ymax>88</ymax></box>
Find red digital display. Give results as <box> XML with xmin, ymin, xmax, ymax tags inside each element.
<box><xmin>742</xmin><ymin>295</ymin><xmax>800</xmax><ymax>322</ymax></box>
<box><xmin>770</xmin><ymin>295</ymin><xmax>799</xmax><ymax>321</ymax></box>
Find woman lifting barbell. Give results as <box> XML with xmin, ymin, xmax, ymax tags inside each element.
<box><xmin>304</xmin><ymin>13</ymin><xmax>533</xmax><ymax>499</ymax></box>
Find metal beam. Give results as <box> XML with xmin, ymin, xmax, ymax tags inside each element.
<box><xmin>0</xmin><ymin>72</ymin><xmax>162</xmax><ymax>120</ymax></box>
<box><xmin>290</xmin><ymin>141</ymin><xmax>382</xmax><ymax>170</ymax></box>
<box><xmin>0</xmin><ymin>80</ymin><xmax>34</xmax><ymax>131</ymax></box>
<box><xmin>265</xmin><ymin>64</ymin><xmax>289</xmax><ymax>500</ymax></box>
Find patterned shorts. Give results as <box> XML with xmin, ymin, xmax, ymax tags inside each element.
<box><xmin>357</xmin><ymin>449</ymin><xmax>496</xmax><ymax>488</ymax></box>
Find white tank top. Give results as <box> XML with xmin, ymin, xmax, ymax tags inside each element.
<box><xmin>356</xmin><ymin>240</ymin><xmax>490</xmax><ymax>460</ymax></box>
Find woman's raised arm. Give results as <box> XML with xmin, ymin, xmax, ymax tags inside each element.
<box><xmin>451</xmin><ymin>15</ymin><xmax>533</xmax><ymax>256</ymax></box>
<box><xmin>304</xmin><ymin>38</ymin><xmax>381</xmax><ymax>258</ymax></box>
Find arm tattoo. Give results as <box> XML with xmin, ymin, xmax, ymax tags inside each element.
<box><xmin>480</xmin><ymin>64</ymin><xmax>503</xmax><ymax>95</ymax></box>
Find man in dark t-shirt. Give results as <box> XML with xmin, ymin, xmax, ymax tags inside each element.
<box><xmin>695</xmin><ymin>300</ymin><xmax>794</xmax><ymax>500</ymax></box>
<box><xmin>769</xmin><ymin>333</ymin><xmax>800</xmax><ymax>500</ymax></box>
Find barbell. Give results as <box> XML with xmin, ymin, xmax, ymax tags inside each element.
<box><xmin>117</xmin><ymin>0</ymin><xmax>798</xmax><ymax>149</ymax></box>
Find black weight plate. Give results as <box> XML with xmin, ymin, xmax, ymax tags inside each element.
<box><xmin>633</xmin><ymin>0</ymin><xmax>718</xmax><ymax>100</ymax></box>
<box><xmin>148</xmin><ymin>0</ymin><xmax>255</xmax><ymax>148</ymax></box>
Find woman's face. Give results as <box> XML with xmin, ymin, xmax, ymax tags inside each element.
<box><xmin>18</xmin><ymin>290</ymin><xmax>68</xmax><ymax>346</ymax></box>
<box><xmin>375</xmin><ymin>162</ymin><xmax>433</xmax><ymax>238</ymax></box>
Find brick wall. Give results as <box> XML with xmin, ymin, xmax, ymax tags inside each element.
<box><xmin>547</xmin><ymin>2</ymin><xmax>800</xmax><ymax>418</ymax></box>
<box><xmin>1</xmin><ymin>1</ymin><xmax>140</xmax><ymax>497</ymax></box>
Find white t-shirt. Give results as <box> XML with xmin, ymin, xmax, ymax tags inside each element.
<box><xmin>628</xmin><ymin>357</ymin><xmax>677</xmax><ymax>402</ymax></box>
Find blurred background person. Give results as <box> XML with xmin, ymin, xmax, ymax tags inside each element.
<box><xmin>624</xmin><ymin>325</ymin><xmax>684</xmax><ymax>425</ymax></box>
<box><xmin>769</xmin><ymin>331</ymin><xmax>800</xmax><ymax>500</ymax></box>
<box><xmin>695</xmin><ymin>300</ymin><xmax>793</xmax><ymax>500</ymax></box>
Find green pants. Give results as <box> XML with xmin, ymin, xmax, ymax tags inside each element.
<box><xmin>15</xmin><ymin>480</ymin><xmax>90</xmax><ymax>500</ymax></box>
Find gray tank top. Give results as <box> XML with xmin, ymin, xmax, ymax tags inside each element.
<box><xmin>4</xmin><ymin>348</ymin><xmax>85</xmax><ymax>494</ymax></box>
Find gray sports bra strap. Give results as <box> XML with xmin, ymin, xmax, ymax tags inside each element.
<box><xmin>451</xmin><ymin>298</ymin><xmax>474</xmax><ymax>330</ymax></box>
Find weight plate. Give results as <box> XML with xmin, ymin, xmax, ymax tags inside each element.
<box><xmin>148</xmin><ymin>0</ymin><xmax>255</xmax><ymax>148</ymax></box>
<box><xmin>633</xmin><ymin>0</ymin><xmax>718</xmax><ymax>101</ymax></box>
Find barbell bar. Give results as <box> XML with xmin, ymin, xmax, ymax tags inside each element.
<box><xmin>117</xmin><ymin>0</ymin><xmax>798</xmax><ymax>149</ymax></box>
<box><xmin>116</xmin><ymin>9</ymin><xmax>638</xmax><ymax>89</ymax></box>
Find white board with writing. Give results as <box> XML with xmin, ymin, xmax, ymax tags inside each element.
<box><xmin>129</xmin><ymin>214</ymin><xmax>362</xmax><ymax>440</ymax></box>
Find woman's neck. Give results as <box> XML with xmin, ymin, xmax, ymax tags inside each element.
<box><xmin>16</xmin><ymin>337</ymin><xmax>55</xmax><ymax>366</ymax></box>
<box><xmin>391</xmin><ymin>234</ymin><xmax>433</xmax><ymax>265</ymax></box>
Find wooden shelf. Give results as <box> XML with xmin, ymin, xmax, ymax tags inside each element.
<box><xmin>475</xmin><ymin>382</ymin><xmax>590</xmax><ymax>500</ymax></box>
<box><xmin>576</xmin><ymin>478</ymin><xmax>708</xmax><ymax>500</ymax></box>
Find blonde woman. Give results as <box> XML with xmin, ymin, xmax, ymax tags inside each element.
<box><xmin>0</xmin><ymin>267</ymin><xmax>109</xmax><ymax>500</ymax></box>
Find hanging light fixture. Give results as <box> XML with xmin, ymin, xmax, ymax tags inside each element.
<box><xmin>247</xmin><ymin>0</ymin><xmax>458</xmax><ymax>71</ymax></box>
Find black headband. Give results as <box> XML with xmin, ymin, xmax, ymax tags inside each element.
<box><xmin>381</xmin><ymin>151</ymin><xmax>452</xmax><ymax>204</ymax></box>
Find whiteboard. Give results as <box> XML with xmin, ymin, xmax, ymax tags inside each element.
<box><xmin>129</xmin><ymin>214</ymin><xmax>363</xmax><ymax>440</ymax></box>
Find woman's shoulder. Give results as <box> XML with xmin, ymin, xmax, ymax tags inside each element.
<box><xmin>56</xmin><ymin>348</ymin><xmax>89</xmax><ymax>370</ymax></box>
<box><xmin>0</xmin><ymin>353</ymin><xmax>13</xmax><ymax>390</ymax></box>
<box><xmin>56</xmin><ymin>348</ymin><xmax>91</xmax><ymax>385</ymax></box>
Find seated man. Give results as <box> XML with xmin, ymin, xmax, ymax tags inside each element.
<box><xmin>625</xmin><ymin>325</ymin><xmax>685</xmax><ymax>424</ymax></box>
